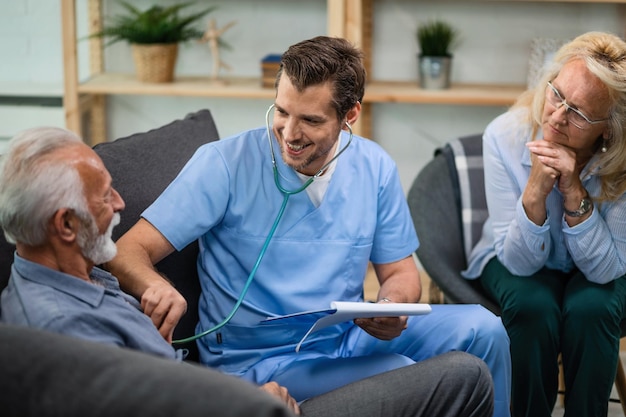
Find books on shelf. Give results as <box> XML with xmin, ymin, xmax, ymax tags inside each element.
<box><xmin>261</xmin><ymin>54</ymin><xmax>281</xmax><ymax>89</ymax></box>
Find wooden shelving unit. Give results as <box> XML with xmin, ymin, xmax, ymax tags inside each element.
<box><xmin>363</xmin><ymin>81</ymin><xmax>524</xmax><ymax>106</ymax></box>
<box><xmin>77</xmin><ymin>74</ymin><xmax>524</xmax><ymax>105</ymax></box>
<box><xmin>61</xmin><ymin>0</ymin><xmax>626</xmax><ymax>143</ymax></box>
<box><xmin>78</xmin><ymin>73</ymin><xmax>277</xmax><ymax>99</ymax></box>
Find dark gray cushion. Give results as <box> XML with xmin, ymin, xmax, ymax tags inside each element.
<box><xmin>0</xmin><ymin>323</ymin><xmax>293</xmax><ymax>417</ymax></box>
<box><xmin>93</xmin><ymin>109</ymin><xmax>220</xmax><ymax>360</ymax></box>
<box><xmin>93</xmin><ymin>109</ymin><xmax>220</xmax><ymax>241</ymax></box>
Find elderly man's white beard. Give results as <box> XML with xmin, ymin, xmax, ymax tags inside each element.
<box><xmin>77</xmin><ymin>212</ymin><xmax>120</xmax><ymax>265</ymax></box>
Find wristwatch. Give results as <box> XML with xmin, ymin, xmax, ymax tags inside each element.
<box><xmin>564</xmin><ymin>195</ymin><xmax>593</xmax><ymax>217</ymax></box>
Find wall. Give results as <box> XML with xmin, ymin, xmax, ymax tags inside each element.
<box><xmin>2</xmin><ymin>0</ymin><xmax>624</xmax><ymax>191</ymax></box>
<box><xmin>0</xmin><ymin>0</ymin><xmax>63</xmax><ymax>86</ymax></box>
<box><xmin>0</xmin><ymin>0</ymin><xmax>65</xmax><ymax>151</ymax></box>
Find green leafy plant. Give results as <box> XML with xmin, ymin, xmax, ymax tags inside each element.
<box><xmin>416</xmin><ymin>20</ymin><xmax>460</xmax><ymax>57</ymax></box>
<box><xmin>91</xmin><ymin>1</ymin><xmax>217</xmax><ymax>45</ymax></box>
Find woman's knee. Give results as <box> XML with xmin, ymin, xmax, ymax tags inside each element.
<box><xmin>563</xmin><ymin>280</ymin><xmax>623</xmax><ymax>326</ymax></box>
<box><xmin>503</xmin><ymin>290</ymin><xmax>559</xmax><ymax>323</ymax></box>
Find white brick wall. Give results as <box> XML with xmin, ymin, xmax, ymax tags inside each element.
<box><xmin>0</xmin><ymin>0</ymin><xmax>63</xmax><ymax>85</ymax></box>
<box><xmin>0</xmin><ymin>0</ymin><xmax>64</xmax><ymax>144</ymax></box>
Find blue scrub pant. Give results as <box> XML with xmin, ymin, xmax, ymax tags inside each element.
<box><xmin>270</xmin><ymin>304</ymin><xmax>511</xmax><ymax>417</ymax></box>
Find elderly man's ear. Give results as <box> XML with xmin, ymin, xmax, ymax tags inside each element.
<box><xmin>51</xmin><ymin>209</ymin><xmax>79</xmax><ymax>243</ymax></box>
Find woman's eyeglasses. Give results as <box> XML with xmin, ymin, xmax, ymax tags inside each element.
<box><xmin>545</xmin><ymin>81</ymin><xmax>609</xmax><ymax>130</ymax></box>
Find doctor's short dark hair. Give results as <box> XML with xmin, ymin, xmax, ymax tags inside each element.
<box><xmin>276</xmin><ymin>36</ymin><xmax>366</xmax><ymax>121</ymax></box>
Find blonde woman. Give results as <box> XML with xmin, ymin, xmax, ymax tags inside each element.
<box><xmin>464</xmin><ymin>31</ymin><xmax>626</xmax><ymax>417</ymax></box>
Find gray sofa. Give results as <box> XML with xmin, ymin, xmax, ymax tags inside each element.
<box><xmin>0</xmin><ymin>110</ymin><xmax>294</xmax><ymax>416</ymax></box>
<box><xmin>0</xmin><ymin>323</ymin><xmax>292</xmax><ymax>417</ymax></box>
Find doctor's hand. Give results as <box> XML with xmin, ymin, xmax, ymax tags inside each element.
<box><xmin>354</xmin><ymin>315</ymin><xmax>408</xmax><ymax>340</ymax></box>
<box><xmin>259</xmin><ymin>382</ymin><xmax>301</xmax><ymax>415</ymax></box>
<box><xmin>141</xmin><ymin>280</ymin><xmax>187</xmax><ymax>343</ymax></box>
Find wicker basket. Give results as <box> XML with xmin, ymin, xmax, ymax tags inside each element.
<box><xmin>131</xmin><ymin>43</ymin><xmax>179</xmax><ymax>83</ymax></box>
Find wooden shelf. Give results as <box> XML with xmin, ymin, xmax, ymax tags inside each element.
<box><xmin>77</xmin><ymin>74</ymin><xmax>524</xmax><ymax>106</ymax></box>
<box><xmin>364</xmin><ymin>81</ymin><xmax>524</xmax><ymax>106</ymax></box>
<box><xmin>78</xmin><ymin>73</ymin><xmax>276</xmax><ymax>99</ymax></box>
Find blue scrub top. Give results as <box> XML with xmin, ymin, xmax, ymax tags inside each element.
<box><xmin>143</xmin><ymin>127</ymin><xmax>418</xmax><ymax>380</ymax></box>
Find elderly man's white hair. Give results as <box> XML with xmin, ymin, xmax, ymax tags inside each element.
<box><xmin>0</xmin><ymin>127</ymin><xmax>90</xmax><ymax>245</ymax></box>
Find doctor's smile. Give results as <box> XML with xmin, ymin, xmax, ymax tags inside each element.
<box><xmin>284</xmin><ymin>141</ymin><xmax>309</xmax><ymax>153</ymax></box>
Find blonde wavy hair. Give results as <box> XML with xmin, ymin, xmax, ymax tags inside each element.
<box><xmin>514</xmin><ymin>31</ymin><xmax>626</xmax><ymax>202</ymax></box>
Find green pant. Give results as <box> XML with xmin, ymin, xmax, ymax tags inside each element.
<box><xmin>480</xmin><ymin>257</ymin><xmax>626</xmax><ymax>417</ymax></box>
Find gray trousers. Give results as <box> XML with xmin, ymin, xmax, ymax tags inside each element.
<box><xmin>0</xmin><ymin>324</ymin><xmax>493</xmax><ymax>417</ymax></box>
<box><xmin>301</xmin><ymin>351</ymin><xmax>494</xmax><ymax>417</ymax></box>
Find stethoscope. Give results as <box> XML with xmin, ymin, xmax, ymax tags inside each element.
<box><xmin>173</xmin><ymin>104</ymin><xmax>353</xmax><ymax>344</ymax></box>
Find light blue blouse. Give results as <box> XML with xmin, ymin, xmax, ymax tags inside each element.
<box><xmin>463</xmin><ymin>108</ymin><xmax>626</xmax><ymax>284</ymax></box>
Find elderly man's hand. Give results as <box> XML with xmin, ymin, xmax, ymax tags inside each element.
<box><xmin>141</xmin><ymin>281</ymin><xmax>187</xmax><ymax>343</ymax></box>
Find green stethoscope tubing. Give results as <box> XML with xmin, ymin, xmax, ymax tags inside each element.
<box><xmin>172</xmin><ymin>104</ymin><xmax>352</xmax><ymax>345</ymax></box>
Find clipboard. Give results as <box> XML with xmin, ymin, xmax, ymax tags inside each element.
<box><xmin>261</xmin><ymin>301</ymin><xmax>432</xmax><ymax>352</ymax></box>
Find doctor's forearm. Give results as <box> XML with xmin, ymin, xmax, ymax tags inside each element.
<box><xmin>373</xmin><ymin>257</ymin><xmax>421</xmax><ymax>303</ymax></box>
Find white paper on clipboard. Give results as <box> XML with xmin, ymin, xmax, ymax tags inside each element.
<box><xmin>260</xmin><ymin>301</ymin><xmax>432</xmax><ymax>352</ymax></box>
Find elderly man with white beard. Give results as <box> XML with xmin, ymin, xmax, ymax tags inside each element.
<box><xmin>0</xmin><ymin>127</ymin><xmax>178</xmax><ymax>356</ymax></box>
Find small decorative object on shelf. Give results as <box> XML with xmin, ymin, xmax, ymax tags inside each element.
<box><xmin>416</xmin><ymin>19</ymin><xmax>460</xmax><ymax>90</ymax></box>
<box><xmin>89</xmin><ymin>1</ymin><xmax>216</xmax><ymax>83</ymax></box>
<box><xmin>527</xmin><ymin>38</ymin><xmax>567</xmax><ymax>89</ymax></box>
<box><xmin>261</xmin><ymin>54</ymin><xmax>282</xmax><ymax>89</ymax></box>
<box><xmin>200</xmin><ymin>18</ymin><xmax>236</xmax><ymax>83</ymax></box>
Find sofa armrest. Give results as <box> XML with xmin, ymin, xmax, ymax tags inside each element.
<box><xmin>0</xmin><ymin>324</ymin><xmax>294</xmax><ymax>417</ymax></box>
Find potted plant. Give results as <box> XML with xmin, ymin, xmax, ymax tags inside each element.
<box><xmin>90</xmin><ymin>1</ymin><xmax>216</xmax><ymax>83</ymax></box>
<box><xmin>416</xmin><ymin>20</ymin><xmax>460</xmax><ymax>89</ymax></box>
